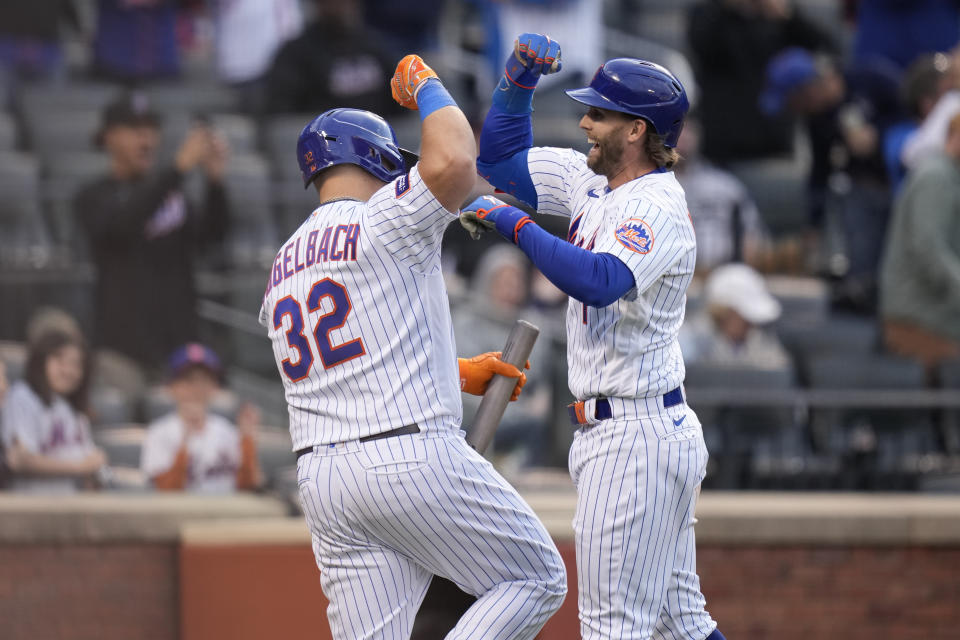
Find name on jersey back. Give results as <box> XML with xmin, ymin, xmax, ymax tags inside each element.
<box><xmin>265</xmin><ymin>223</ymin><xmax>360</xmax><ymax>297</ymax></box>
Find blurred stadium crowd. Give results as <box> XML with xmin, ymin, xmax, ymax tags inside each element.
<box><xmin>1</xmin><ymin>0</ymin><xmax>960</xmax><ymax>498</ymax></box>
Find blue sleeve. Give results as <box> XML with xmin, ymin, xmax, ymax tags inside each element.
<box><xmin>477</xmin><ymin>106</ymin><xmax>538</xmax><ymax>208</ymax></box>
<box><xmin>516</xmin><ymin>222</ymin><xmax>635</xmax><ymax>307</ymax></box>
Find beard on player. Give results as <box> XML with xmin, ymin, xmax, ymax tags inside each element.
<box><xmin>586</xmin><ymin>126</ymin><xmax>628</xmax><ymax>178</ymax></box>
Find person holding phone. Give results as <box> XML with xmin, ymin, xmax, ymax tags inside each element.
<box><xmin>73</xmin><ymin>92</ymin><xmax>231</xmax><ymax>374</ymax></box>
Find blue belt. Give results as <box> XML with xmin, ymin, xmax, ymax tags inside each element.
<box><xmin>567</xmin><ymin>387</ymin><xmax>684</xmax><ymax>425</ymax></box>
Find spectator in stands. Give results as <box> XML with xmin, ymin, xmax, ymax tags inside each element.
<box><xmin>761</xmin><ymin>47</ymin><xmax>902</xmax><ymax>312</ymax></box>
<box><xmin>687</xmin><ymin>0</ymin><xmax>837</xmax><ymax>163</ymax></box>
<box><xmin>884</xmin><ymin>53</ymin><xmax>956</xmax><ymax>192</ymax></box>
<box><xmin>0</xmin><ymin>1</ymin><xmax>78</xmax><ymax>107</ymax></box>
<box><xmin>74</xmin><ymin>92</ymin><xmax>230</xmax><ymax>373</ymax></box>
<box><xmin>675</xmin><ymin>116</ymin><xmax>772</xmax><ymax>273</ymax></box>
<box><xmin>851</xmin><ymin>0</ymin><xmax>960</xmax><ymax>72</ymax></box>
<box><xmin>361</xmin><ymin>0</ymin><xmax>444</xmax><ymax>60</ymax></box>
<box><xmin>879</xmin><ymin>111</ymin><xmax>960</xmax><ymax>376</ymax></box>
<box><xmin>141</xmin><ymin>343</ymin><xmax>262</xmax><ymax>492</ymax></box>
<box><xmin>264</xmin><ymin>0</ymin><xmax>402</xmax><ymax>116</ymax></box>
<box><xmin>901</xmin><ymin>46</ymin><xmax>960</xmax><ymax>170</ymax></box>
<box><xmin>681</xmin><ymin>263</ymin><xmax>791</xmax><ymax>370</ymax></box>
<box><xmin>208</xmin><ymin>0</ymin><xmax>303</xmax><ymax>113</ymax></box>
<box><xmin>1</xmin><ymin>330</ymin><xmax>108</xmax><ymax>493</ymax></box>
<box><xmin>453</xmin><ymin>247</ymin><xmax>550</xmax><ymax>469</ymax></box>
<box><xmin>92</xmin><ymin>0</ymin><xmax>192</xmax><ymax>83</ymax></box>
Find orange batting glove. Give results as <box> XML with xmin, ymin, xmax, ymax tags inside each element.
<box><xmin>391</xmin><ymin>54</ymin><xmax>440</xmax><ymax>110</ymax></box>
<box><xmin>458</xmin><ymin>351</ymin><xmax>530</xmax><ymax>401</ymax></box>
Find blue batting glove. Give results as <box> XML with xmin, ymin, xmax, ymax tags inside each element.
<box><xmin>461</xmin><ymin>195</ymin><xmax>534</xmax><ymax>245</ymax></box>
<box><xmin>505</xmin><ymin>33</ymin><xmax>562</xmax><ymax>88</ymax></box>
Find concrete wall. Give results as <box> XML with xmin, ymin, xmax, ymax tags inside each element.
<box><xmin>2</xmin><ymin>492</ymin><xmax>960</xmax><ymax>639</ymax></box>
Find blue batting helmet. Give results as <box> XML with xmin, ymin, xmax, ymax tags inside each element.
<box><xmin>566</xmin><ymin>58</ymin><xmax>689</xmax><ymax>148</ymax></box>
<box><xmin>296</xmin><ymin>108</ymin><xmax>413</xmax><ymax>188</ymax></box>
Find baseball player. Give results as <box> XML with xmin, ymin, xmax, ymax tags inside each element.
<box><xmin>259</xmin><ymin>55</ymin><xmax>566</xmax><ymax>639</ymax></box>
<box><xmin>462</xmin><ymin>34</ymin><xmax>727</xmax><ymax>640</ymax></box>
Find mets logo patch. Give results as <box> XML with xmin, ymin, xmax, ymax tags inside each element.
<box><xmin>395</xmin><ymin>172</ymin><xmax>411</xmax><ymax>197</ymax></box>
<box><xmin>615</xmin><ymin>218</ymin><xmax>654</xmax><ymax>254</ymax></box>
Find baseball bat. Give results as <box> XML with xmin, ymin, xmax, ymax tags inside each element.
<box><xmin>411</xmin><ymin>320</ymin><xmax>541</xmax><ymax>639</ymax></box>
<box><xmin>466</xmin><ymin>319</ymin><xmax>540</xmax><ymax>454</ymax></box>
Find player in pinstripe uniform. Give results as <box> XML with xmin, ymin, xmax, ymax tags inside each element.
<box><xmin>260</xmin><ymin>54</ymin><xmax>565</xmax><ymax>639</ymax></box>
<box><xmin>462</xmin><ymin>35</ymin><xmax>727</xmax><ymax>640</ymax></box>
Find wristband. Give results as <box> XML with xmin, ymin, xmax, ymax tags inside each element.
<box><xmin>416</xmin><ymin>78</ymin><xmax>457</xmax><ymax>121</ymax></box>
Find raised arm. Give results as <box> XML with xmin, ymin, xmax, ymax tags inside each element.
<box><xmin>477</xmin><ymin>33</ymin><xmax>563</xmax><ymax>208</ymax></box>
<box><xmin>391</xmin><ymin>55</ymin><xmax>475</xmax><ymax>212</ymax></box>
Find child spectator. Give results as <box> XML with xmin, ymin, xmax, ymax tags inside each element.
<box><xmin>1</xmin><ymin>331</ymin><xmax>107</xmax><ymax>493</ymax></box>
<box><xmin>141</xmin><ymin>344</ymin><xmax>262</xmax><ymax>492</ymax></box>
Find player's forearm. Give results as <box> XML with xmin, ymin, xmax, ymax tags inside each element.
<box><xmin>477</xmin><ymin>107</ymin><xmax>538</xmax><ymax>208</ymax></box>
<box><xmin>418</xmin><ymin>84</ymin><xmax>476</xmax><ymax>211</ymax></box>
<box><xmin>516</xmin><ymin>222</ymin><xmax>635</xmax><ymax>307</ymax></box>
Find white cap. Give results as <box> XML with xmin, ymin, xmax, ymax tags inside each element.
<box><xmin>704</xmin><ymin>263</ymin><xmax>781</xmax><ymax>324</ymax></box>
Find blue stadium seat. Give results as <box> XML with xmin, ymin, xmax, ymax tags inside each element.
<box><xmin>684</xmin><ymin>363</ymin><xmax>806</xmax><ymax>489</ymax></box>
<box><xmin>807</xmin><ymin>353</ymin><xmax>934</xmax><ymax>490</ymax></box>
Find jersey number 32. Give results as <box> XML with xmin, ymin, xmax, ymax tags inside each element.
<box><xmin>273</xmin><ymin>278</ymin><xmax>366</xmax><ymax>381</ymax></box>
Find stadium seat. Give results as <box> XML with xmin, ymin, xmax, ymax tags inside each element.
<box><xmin>221</xmin><ymin>153</ymin><xmax>278</xmax><ymax>267</ymax></box>
<box><xmin>941</xmin><ymin>360</ymin><xmax>960</xmax><ymax>388</ymax></box>
<box><xmin>0</xmin><ymin>111</ymin><xmax>17</xmax><ymax>150</ymax></box>
<box><xmin>0</xmin><ymin>198</ymin><xmax>48</xmax><ymax>258</ymax></box>
<box><xmin>208</xmin><ymin>113</ymin><xmax>257</xmax><ymax>152</ymax></box>
<box><xmin>144</xmin><ymin>83</ymin><xmax>237</xmax><ymax>115</ymax></box>
<box><xmin>618</xmin><ymin>0</ymin><xmax>698</xmax><ymax>52</ymax></box>
<box><xmin>156</xmin><ymin>112</ymin><xmax>257</xmax><ymax>163</ymax></box>
<box><xmin>0</xmin><ymin>340</ymin><xmax>27</xmax><ymax>381</ymax></box>
<box><xmin>684</xmin><ymin>363</ymin><xmax>806</xmax><ymax>489</ymax></box>
<box><xmin>939</xmin><ymin>360</ymin><xmax>960</xmax><ymax>456</ymax></box>
<box><xmin>224</xmin><ymin>275</ymin><xmax>278</xmax><ymax>376</ymax></box>
<box><xmin>18</xmin><ymin>82</ymin><xmax>117</xmax><ymax>115</ymax></box>
<box><xmin>256</xmin><ymin>429</ymin><xmax>296</xmax><ymax>489</ymax></box>
<box><xmin>0</xmin><ymin>150</ymin><xmax>40</xmax><ymax>195</ymax></box>
<box><xmin>767</xmin><ymin>275</ymin><xmax>830</xmax><ymax>327</ymax></box>
<box><xmin>264</xmin><ymin>114</ymin><xmax>315</xmax><ymax>179</ymax></box>
<box><xmin>390</xmin><ymin>112</ymin><xmax>422</xmax><ymax>153</ymax></box>
<box><xmin>42</xmin><ymin>150</ymin><xmax>110</xmax><ymax>254</ymax></box>
<box><xmin>143</xmin><ymin>386</ymin><xmax>176</xmax><ymax>423</ymax></box>
<box><xmin>22</xmin><ymin>107</ymin><xmax>101</xmax><ymax>161</ymax></box>
<box><xmin>277</xmin><ymin>197</ymin><xmax>317</xmax><ymax>239</ymax></box>
<box><xmin>0</xmin><ymin>153</ymin><xmax>53</xmax><ymax>267</ymax></box>
<box><xmin>90</xmin><ymin>387</ymin><xmax>137</xmax><ymax>427</ymax></box>
<box><xmin>93</xmin><ymin>425</ymin><xmax>146</xmax><ymax>469</ymax></box>
<box><xmin>778</xmin><ymin>313</ymin><xmax>879</xmax><ymax>382</ymax></box>
<box><xmin>807</xmin><ymin>353</ymin><xmax>934</xmax><ymax>490</ymax></box>
<box><xmin>728</xmin><ymin>159</ymin><xmax>808</xmax><ymax>237</ymax></box>
<box><xmin>94</xmin><ymin>350</ymin><xmax>147</xmax><ymax>399</ymax></box>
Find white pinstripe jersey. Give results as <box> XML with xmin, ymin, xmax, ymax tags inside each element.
<box><xmin>528</xmin><ymin>146</ymin><xmax>697</xmax><ymax>401</ymax></box>
<box><xmin>259</xmin><ymin>165</ymin><xmax>463</xmax><ymax>449</ymax></box>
